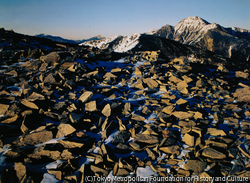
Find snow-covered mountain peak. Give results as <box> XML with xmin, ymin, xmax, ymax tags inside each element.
<box><xmin>174</xmin><ymin>16</ymin><xmax>210</xmax><ymax>33</ymax></box>
<box><xmin>81</xmin><ymin>33</ymin><xmax>141</xmax><ymax>53</ymax></box>
<box><xmin>175</xmin><ymin>16</ymin><xmax>209</xmax><ymax>28</ymax></box>
<box><xmin>172</xmin><ymin>16</ymin><xmax>219</xmax><ymax>44</ymax></box>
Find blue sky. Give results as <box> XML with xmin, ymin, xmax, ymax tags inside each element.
<box><xmin>0</xmin><ymin>0</ymin><xmax>249</xmax><ymax>40</ymax></box>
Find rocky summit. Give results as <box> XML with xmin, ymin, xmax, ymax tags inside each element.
<box><xmin>0</xmin><ymin>24</ymin><xmax>250</xmax><ymax>183</ymax></box>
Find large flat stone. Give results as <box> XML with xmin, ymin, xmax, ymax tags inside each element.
<box><xmin>202</xmin><ymin>147</ymin><xmax>227</xmax><ymax>159</ymax></box>
<box><xmin>184</xmin><ymin>160</ymin><xmax>207</xmax><ymax>174</ymax></box>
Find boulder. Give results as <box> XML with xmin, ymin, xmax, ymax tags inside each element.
<box><xmin>56</xmin><ymin>124</ymin><xmax>76</xmax><ymax>138</ymax></box>
<box><xmin>53</xmin><ymin>102</ymin><xmax>66</xmax><ymax>111</ymax></box>
<box><xmin>15</xmin><ymin>130</ymin><xmax>53</xmax><ymax>146</ymax></box>
<box><xmin>142</xmin><ymin>106</ymin><xmax>151</xmax><ymax>115</ymax></box>
<box><xmin>177</xmin><ymin>81</ymin><xmax>188</xmax><ymax>91</ymax></box>
<box><xmin>61</xmin><ymin>149</ymin><xmax>74</xmax><ymax>160</ymax></box>
<box><xmin>176</xmin><ymin>98</ymin><xmax>188</xmax><ymax>105</ymax></box>
<box><xmin>21</xmin><ymin>99</ymin><xmax>39</xmax><ymax>110</ymax></box>
<box><xmin>39</xmin><ymin>62</ymin><xmax>48</xmax><ymax>72</ymax></box>
<box><xmin>202</xmin><ymin>147</ymin><xmax>226</xmax><ymax>159</ymax></box>
<box><xmin>78</xmin><ymin>91</ymin><xmax>93</xmax><ymax>103</ymax></box>
<box><xmin>111</xmin><ymin>131</ymin><xmax>131</xmax><ymax>145</ymax></box>
<box><xmin>40</xmin><ymin>52</ymin><xmax>60</xmax><ymax>63</ymax></box>
<box><xmin>102</xmin><ymin>103</ymin><xmax>111</xmax><ymax>117</ymax></box>
<box><xmin>162</xmin><ymin>105</ymin><xmax>175</xmax><ymax>114</ymax></box>
<box><xmin>207</xmin><ymin>128</ymin><xmax>227</xmax><ymax>136</ymax></box>
<box><xmin>43</xmin><ymin>73</ymin><xmax>56</xmax><ymax>84</ymax></box>
<box><xmin>184</xmin><ymin>160</ymin><xmax>207</xmax><ymax>174</ymax></box>
<box><xmin>0</xmin><ymin>104</ymin><xmax>9</xmax><ymax>115</ymax></box>
<box><xmin>235</xmin><ymin>71</ymin><xmax>249</xmax><ymax>79</ymax></box>
<box><xmin>14</xmin><ymin>162</ymin><xmax>26</xmax><ymax>182</ymax></box>
<box><xmin>131</xmin><ymin>113</ymin><xmax>145</xmax><ymax>121</ymax></box>
<box><xmin>58</xmin><ymin>140</ymin><xmax>84</xmax><ymax>149</ymax></box>
<box><xmin>27</xmin><ymin>92</ymin><xmax>45</xmax><ymax>101</ymax></box>
<box><xmin>28</xmin><ymin>146</ymin><xmax>61</xmax><ymax>161</ymax></box>
<box><xmin>85</xmin><ymin>101</ymin><xmax>97</xmax><ymax>112</ymax></box>
<box><xmin>134</xmin><ymin>68</ymin><xmax>142</xmax><ymax>77</ymax></box>
<box><xmin>159</xmin><ymin>145</ymin><xmax>180</xmax><ymax>154</ymax></box>
<box><xmin>169</xmin><ymin>76</ymin><xmax>182</xmax><ymax>83</ymax></box>
<box><xmin>47</xmin><ymin>170</ymin><xmax>62</xmax><ymax>180</ymax></box>
<box><xmin>182</xmin><ymin>133</ymin><xmax>195</xmax><ymax>146</ymax></box>
<box><xmin>196</xmin><ymin>79</ymin><xmax>205</xmax><ymax>87</ymax></box>
<box><xmin>172</xmin><ymin>111</ymin><xmax>194</xmax><ymax>120</ymax></box>
<box><xmin>134</xmin><ymin>134</ymin><xmax>158</xmax><ymax>144</ymax></box>
<box><xmin>1</xmin><ymin>114</ymin><xmax>18</xmax><ymax>124</ymax></box>
<box><xmin>143</xmin><ymin>78</ymin><xmax>158</xmax><ymax>89</ymax></box>
<box><xmin>90</xmin><ymin>165</ymin><xmax>108</xmax><ymax>177</ymax></box>
<box><xmin>234</xmin><ymin>87</ymin><xmax>250</xmax><ymax>103</ymax></box>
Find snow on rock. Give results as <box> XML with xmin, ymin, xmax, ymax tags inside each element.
<box><xmin>80</xmin><ymin>33</ymin><xmax>141</xmax><ymax>53</ymax></box>
<box><xmin>113</xmin><ymin>33</ymin><xmax>140</xmax><ymax>52</ymax></box>
<box><xmin>174</xmin><ymin>16</ymin><xmax>218</xmax><ymax>44</ymax></box>
<box><xmin>174</xmin><ymin>16</ymin><xmax>210</xmax><ymax>34</ymax></box>
<box><xmin>41</xmin><ymin>173</ymin><xmax>60</xmax><ymax>183</ymax></box>
<box><xmin>136</xmin><ymin>166</ymin><xmax>158</xmax><ymax>177</ymax></box>
<box><xmin>45</xmin><ymin>160</ymin><xmax>64</xmax><ymax>170</ymax></box>
<box><xmin>80</xmin><ymin>35</ymin><xmax>119</xmax><ymax>49</ymax></box>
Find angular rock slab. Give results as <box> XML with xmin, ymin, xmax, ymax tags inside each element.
<box><xmin>202</xmin><ymin>147</ymin><xmax>226</xmax><ymax>159</ymax></box>
<box><xmin>134</xmin><ymin>134</ymin><xmax>159</xmax><ymax>144</ymax></box>
<box><xmin>56</xmin><ymin>124</ymin><xmax>76</xmax><ymax>138</ymax></box>
<box><xmin>172</xmin><ymin>111</ymin><xmax>194</xmax><ymax>120</ymax></box>
<box><xmin>78</xmin><ymin>91</ymin><xmax>93</xmax><ymax>103</ymax></box>
<box><xmin>0</xmin><ymin>104</ymin><xmax>9</xmax><ymax>115</ymax></box>
<box><xmin>184</xmin><ymin>160</ymin><xmax>207</xmax><ymax>174</ymax></box>
<box><xmin>16</xmin><ymin>130</ymin><xmax>53</xmax><ymax>146</ymax></box>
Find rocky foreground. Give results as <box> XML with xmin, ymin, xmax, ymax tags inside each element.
<box><xmin>0</xmin><ymin>31</ymin><xmax>250</xmax><ymax>182</ymax></box>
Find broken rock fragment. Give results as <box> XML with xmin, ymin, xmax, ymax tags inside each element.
<box><xmin>134</xmin><ymin>134</ymin><xmax>158</xmax><ymax>144</ymax></box>
<box><xmin>14</xmin><ymin>162</ymin><xmax>26</xmax><ymax>182</ymax></box>
<box><xmin>131</xmin><ymin>113</ymin><xmax>145</xmax><ymax>121</ymax></box>
<box><xmin>143</xmin><ymin>78</ymin><xmax>159</xmax><ymax>89</ymax></box>
<box><xmin>172</xmin><ymin>111</ymin><xmax>194</xmax><ymax>120</ymax></box>
<box><xmin>111</xmin><ymin>131</ymin><xmax>131</xmax><ymax>145</ymax></box>
<box><xmin>85</xmin><ymin>100</ymin><xmax>97</xmax><ymax>112</ymax></box>
<box><xmin>102</xmin><ymin>103</ymin><xmax>111</xmax><ymax>117</ymax></box>
<box><xmin>78</xmin><ymin>91</ymin><xmax>93</xmax><ymax>103</ymax></box>
<box><xmin>207</xmin><ymin>128</ymin><xmax>227</xmax><ymax>136</ymax></box>
<box><xmin>58</xmin><ymin>140</ymin><xmax>84</xmax><ymax>149</ymax></box>
<box><xmin>202</xmin><ymin>147</ymin><xmax>227</xmax><ymax>159</ymax></box>
<box><xmin>234</xmin><ymin>87</ymin><xmax>250</xmax><ymax>103</ymax></box>
<box><xmin>14</xmin><ymin>130</ymin><xmax>53</xmax><ymax>146</ymax></box>
<box><xmin>159</xmin><ymin>145</ymin><xmax>180</xmax><ymax>154</ymax></box>
<box><xmin>56</xmin><ymin>124</ymin><xmax>76</xmax><ymax>138</ymax></box>
<box><xmin>21</xmin><ymin>99</ymin><xmax>39</xmax><ymax>110</ymax></box>
<box><xmin>162</xmin><ymin>105</ymin><xmax>175</xmax><ymax>115</ymax></box>
<box><xmin>184</xmin><ymin>160</ymin><xmax>207</xmax><ymax>174</ymax></box>
<box><xmin>40</xmin><ymin>51</ymin><xmax>60</xmax><ymax>63</ymax></box>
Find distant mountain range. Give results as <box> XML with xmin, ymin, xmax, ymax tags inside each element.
<box><xmin>36</xmin><ymin>34</ymin><xmax>105</xmax><ymax>44</ymax></box>
<box><xmin>82</xmin><ymin>16</ymin><xmax>250</xmax><ymax>63</ymax></box>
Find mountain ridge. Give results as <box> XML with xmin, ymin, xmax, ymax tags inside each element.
<box><xmin>82</xmin><ymin>16</ymin><xmax>250</xmax><ymax>63</ymax></box>
<box><xmin>36</xmin><ymin>34</ymin><xmax>105</xmax><ymax>44</ymax></box>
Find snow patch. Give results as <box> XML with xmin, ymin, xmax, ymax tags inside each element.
<box><xmin>41</xmin><ymin>173</ymin><xmax>60</xmax><ymax>183</ymax></box>
<box><xmin>136</xmin><ymin>166</ymin><xmax>158</xmax><ymax>177</ymax></box>
<box><xmin>80</xmin><ymin>33</ymin><xmax>140</xmax><ymax>53</ymax></box>
<box><xmin>45</xmin><ymin>160</ymin><xmax>63</xmax><ymax>170</ymax></box>
<box><xmin>80</xmin><ymin>35</ymin><xmax>119</xmax><ymax>49</ymax></box>
<box><xmin>113</xmin><ymin>33</ymin><xmax>140</xmax><ymax>53</ymax></box>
